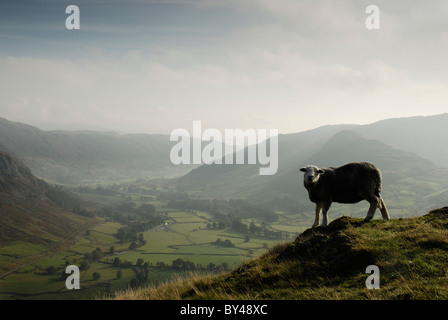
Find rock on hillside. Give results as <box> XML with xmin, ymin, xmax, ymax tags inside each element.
<box><xmin>0</xmin><ymin>150</ymin><xmax>46</xmax><ymax>198</ymax></box>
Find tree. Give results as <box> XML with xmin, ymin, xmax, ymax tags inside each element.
<box><xmin>222</xmin><ymin>239</ymin><xmax>235</xmax><ymax>247</ymax></box>
<box><xmin>45</xmin><ymin>266</ymin><xmax>58</xmax><ymax>275</ymax></box>
<box><xmin>207</xmin><ymin>262</ymin><xmax>216</xmax><ymax>271</ymax></box>
<box><xmin>93</xmin><ymin>272</ymin><xmax>101</xmax><ymax>281</ymax></box>
<box><xmin>116</xmin><ymin>270</ymin><xmax>122</xmax><ymax>279</ymax></box>
<box><xmin>80</xmin><ymin>260</ymin><xmax>90</xmax><ymax>271</ymax></box>
<box><xmin>112</xmin><ymin>257</ymin><xmax>122</xmax><ymax>267</ymax></box>
<box><xmin>130</xmin><ymin>278</ymin><xmax>139</xmax><ymax>289</ymax></box>
<box><xmin>172</xmin><ymin>258</ymin><xmax>184</xmax><ymax>269</ymax></box>
<box><xmin>249</xmin><ymin>220</ymin><xmax>257</xmax><ymax>234</ymax></box>
<box><xmin>136</xmin><ymin>258</ymin><xmax>144</xmax><ymax>267</ymax></box>
<box><xmin>139</xmin><ymin>203</ymin><xmax>156</xmax><ymax>215</ymax></box>
<box><xmin>129</xmin><ymin>241</ymin><xmax>138</xmax><ymax>250</ymax></box>
<box><xmin>92</xmin><ymin>247</ymin><xmax>103</xmax><ymax>261</ymax></box>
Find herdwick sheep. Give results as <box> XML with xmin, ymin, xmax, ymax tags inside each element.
<box><xmin>299</xmin><ymin>161</ymin><xmax>390</xmax><ymax>227</ymax></box>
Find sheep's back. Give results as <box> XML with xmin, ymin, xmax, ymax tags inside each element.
<box><xmin>322</xmin><ymin>162</ymin><xmax>381</xmax><ymax>203</ymax></box>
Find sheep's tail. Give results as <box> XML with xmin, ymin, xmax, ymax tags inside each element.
<box><xmin>374</xmin><ymin>168</ymin><xmax>382</xmax><ymax>197</ymax></box>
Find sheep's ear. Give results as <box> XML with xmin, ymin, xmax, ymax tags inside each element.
<box><xmin>317</xmin><ymin>169</ymin><xmax>324</xmax><ymax>174</ymax></box>
<box><xmin>299</xmin><ymin>167</ymin><xmax>306</xmax><ymax>172</ymax></box>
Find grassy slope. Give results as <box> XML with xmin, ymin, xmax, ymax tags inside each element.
<box><xmin>111</xmin><ymin>207</ymin><xmax>448</xmax><ymax>300</ymax></box>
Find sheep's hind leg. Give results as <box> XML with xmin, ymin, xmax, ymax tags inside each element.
<box><xmin>378</xmin><ymin>197</ymin><xmax>390</xmax><ymax>220</ymax></box>
<box><xmin>364</xmin><ymin>198</ymin><xmax>378</xmax><ymax>222</ymax></box>
<box><xmin>312</xmin><ymin>203</ymin><xmax>322</xmax><ymax>227</ymax></box>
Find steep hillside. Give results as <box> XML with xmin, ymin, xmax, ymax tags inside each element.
<box><xmin>112</xmin><ymin>207</ymin><xmax>448</xmax><ymax>300</ymax></box>
<box><xmin>0</xmin><ymin>151</ymin><xmax>97</xmax><ymax>277</ymax></box>
<box><xmin>0</xmin><ymin>117</ymin><xmax>191</xmax><ymax>184</ymax></box>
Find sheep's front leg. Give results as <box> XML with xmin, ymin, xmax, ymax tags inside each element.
<box><xmin>321</xmin><ymin>202</ymin><xmax>331</xmax><ymax>227</ymax></box>
<box><xmin>312</xmin><ymin>202</ymin><xmax>322</xmax><ymax>227</ymax></box>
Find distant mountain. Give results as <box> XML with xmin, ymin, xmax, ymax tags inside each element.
<box><xmin>296</xmin><ymin>130</ymin><xmax>448</xmax><ymax>216</ymax></box>
<box><xmin>176</xmin><ymin>115</ymin><xmax>448</xmax><ymax>220</ymax></box>
<box><xmin>353</xmin><ymin>113</ymin><xmax>448</xmax><ymax>168</ymax></box>
<box><xmin>177</xmin><ymin>124</ymin><xmax>356</xmax><ymax>195</ymax></box>
<box><xmin>0</xmin><ymin>117</ymin><xmax>192</xmax><ymax>184</ymax></box>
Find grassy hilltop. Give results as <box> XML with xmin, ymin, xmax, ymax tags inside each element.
<box><xmin>111</xmin><ymin>207</ymin><xmax>448</xmax><ymax>300</ymax></box>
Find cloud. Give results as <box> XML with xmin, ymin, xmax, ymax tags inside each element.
<box><xmin>1</xmin><ymin>0</ymin><xmax>448</xmax><ymax>134</ymax></box>
<box><xmin>2</xmin><ymin>41</ymin><xmax>448</xmax><ymax>135</ymax></box>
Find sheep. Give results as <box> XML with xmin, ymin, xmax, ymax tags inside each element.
<box><xmin>299</xmin><ymin>161</ymin><xmax>390</xmax><ymax>227</ymax></box>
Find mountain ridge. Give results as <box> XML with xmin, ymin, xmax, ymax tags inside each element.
<box><xmin>0</xmin><ymin>117</ymin><xmax>191</xmax><ymax>184</ymax></box>
<box><xmin>176</xmin><ymin>122</ymin><xmax>448</xmax><ymax>221</ymax></box>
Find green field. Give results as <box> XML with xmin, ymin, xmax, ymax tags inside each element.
<box><xmin>0</xmin><ymin>202</ymin><xmax>300</xmax><ymax>300</ymax></box>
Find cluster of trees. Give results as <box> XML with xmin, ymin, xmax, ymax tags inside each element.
<box><xmin>45</xmin><ymin>264</ymin><xmax>102</xmax><ymax>281</ymax></box>
<box><xmin>115</xmin><ymin>226</ymin><xmax>150</xmax><ymax>246</ymax></box>
<box><xmin>108</xmin><ymin>257</ymin><xmax>231</xmax><ymax>289</ymax></box>
<box><xmin>212</xmin><ymin>238</ymin><xmax>235</xmax><ymax>248</ymax></box>
<box><xmin>112</xmin><ymin>257</ymin><xmax>149</xmax><ymax>288</ymax></box>
<box><xmin>160</xmin><ymin>258</ymin><xmax>230</xmax><ymax>272</ymax></box>
<box><xmin>76</xmin><ymin>184</ymin><xmax>120</xmax><ymax>196</ymax></box>
<box><xmin>205</xmin><ymin>215</ymin><xmax>288</xmax><ymax>240</ymax></box>
<box><xmin>111</xmin><ymin>257</ymin><xmax>230</xmax><ymax>272</ymax></box>
<box><xmin>98</xmin><ymin>201</ymin><xmax>160</xmax><ymax>223</ymax></box>
<box><xmin>112</xmin><ymin>257</ymin><xmax>150</xmax><ymax>268</ymax></box>
<box><xmin>128</xmin><ymin>233</ymin><xmax>147</xmax><ymax>250</ymax></box>
<box><xmin>247</xmin><ymin>220</ymin><xmax>286</xmax><ymax>239</ymax></box>
<box><xmin>75</xmin><ymin>247</ymin><xmax>105</xmax><ymax>271</ymax></box>
<box><xmin>85</xmin><ymin>247</ymin><xmax>104</xmax><ymax>262</ymax></box>
<box><xmin>129</xmin><ymin>269</ymin><xmax>149</xmax><ymax>288</ymax></box>
<box><xmin>112</xmin><ymin>257</ymin><xmax>134</xmax><ymax>268</ymax></box>
<box><xmin>167</xmin><ymin>198</ymin><xmax>278</xmax><ymax>222</ymax></box>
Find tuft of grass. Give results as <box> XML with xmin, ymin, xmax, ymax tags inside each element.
<box><xmin>108</xmin><ymin>207</ymin><xmax>448</xmax><ymax>300</ymax></box>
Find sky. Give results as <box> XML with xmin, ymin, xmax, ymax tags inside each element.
<box><xmin>1</xmin><ymin>0</ymin><xmax>448</xmax><ymax>135</ymax></box>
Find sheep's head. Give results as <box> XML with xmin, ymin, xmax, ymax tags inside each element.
<box><xmin>300</xmin><ymin>165</ymin><xmax>324</xmax><ymax>186</ymax></box>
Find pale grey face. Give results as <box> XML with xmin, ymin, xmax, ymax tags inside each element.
<box><xmin>300</xmin><ymin>165</ymin><xmax>324</xmax><ymax>185</ymax></box>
